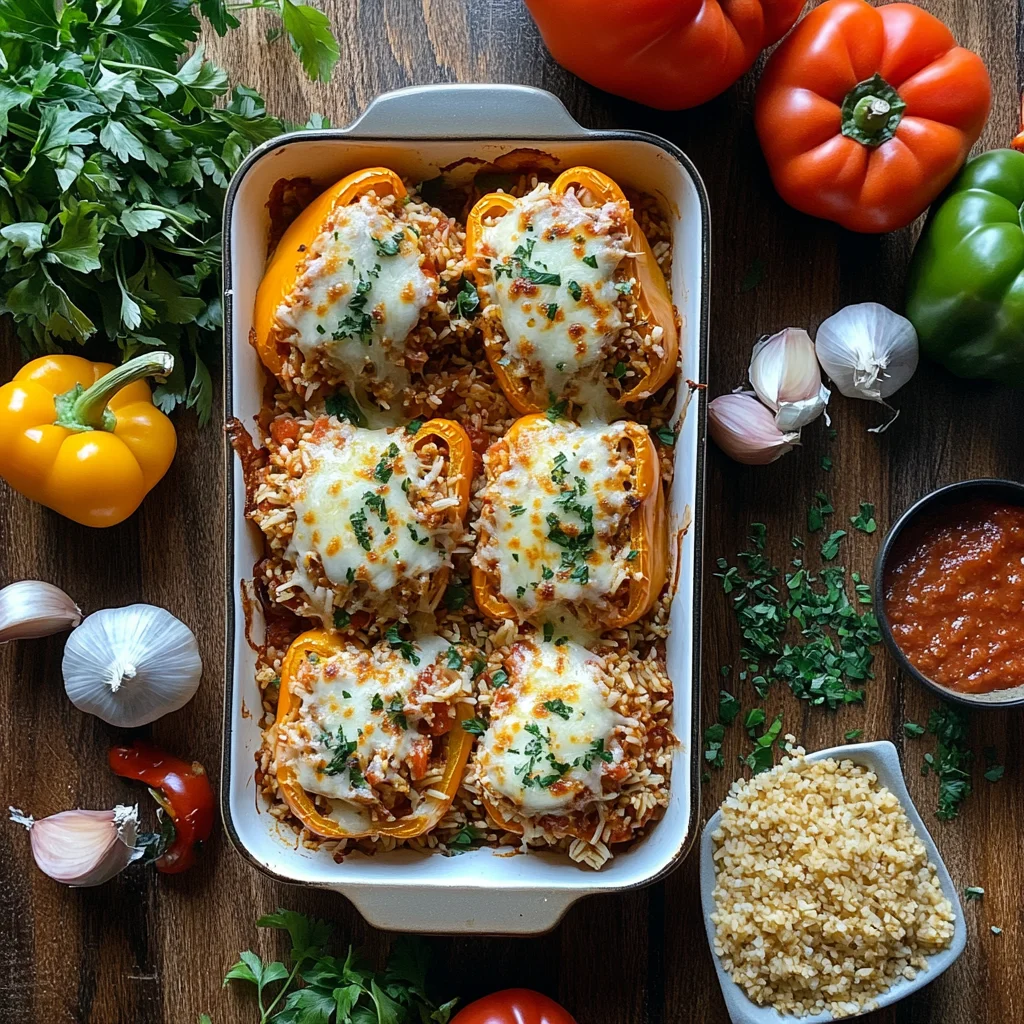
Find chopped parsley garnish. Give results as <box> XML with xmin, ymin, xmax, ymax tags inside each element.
<box><xmin>568</xmin><ymin>563</ymin><xmax>589</xmax><ymax>585</ymax></box>
<box><xmin>743</xmin><ymin>713</ymin><xmax>783</xmax><ymax>774</ymax></box>
<box><xmin>567</xmin><ymin>280</ymin><xmax>582</xmax><ymax>301</ymax></box>
<box><xmin>719</xmin><ymin>690</ymin><xmax>741</xmax><ymax>726</ymax></box>
<box><xmin>541</xmin><ymin>565</ymin><xmax>554</xmax><ymax>580</ymax></box>
<box><xmin>820</xmin><ymin>455</ymin><xmax>833</xmax><ymax>471</ymax></box>
<box><xmin>316</xmin><ymin>324</ymin><xmax>326</xmax><ymax>335</ymax></box>
<box><xmin>324</xmin><ymin>390</ymin><xmax>367</xmax><ymax>426</ymax></box>
<box><xmin>332</xmin><ymin>275</ymin><xmax>374</xmax><ymax>344</ymax></box>
<box><xmin>574</xmin><ymin>738</ymin><xmax>614</xmax><ymax>771</ymax></box>
<box><xmin>454</xmin><ymin>277</ymin><xmax>480</xmax><ymax>319</ymax></box>
<box><xmin>509</xmin><ymin>504</ymin><xmax>526</xmax><ymax>517</ymax></box>
<box><xmin>850</xmin><ymin>501</ymin><xmax>877</xmax><ymax>534</ymax></box>
<box><xmin>470</xmin><ymin>657</ymin><xmax>486</xmax><ymax>679</ymax></box>
<box><xmin>363</xmin><ymin>491</ymin><xmax>388</xmax><ymax>522</ymax></box>
<box><xmin>493</xmin><ymin>237</ymin><xmax>561</xmax><ymax>286</ymax></box>
<box><xmin>372</xmin><ymin>231</ymin><xmax>405</xmax><ymax>257</ymax></box>
<box><xmin>984</xmin><ymin>746</ymin><xmax>1005</xmax><ymax>782</ymax></box>
<box><xmin>964</xmin><ymin>886</ymin><xmax>985</xmax><ymax>902</ymax></box>
<box><xmin>626</xmin><ymin>549</ymin><xmax>639</xmax><ymax>561</ymax></box>
<box><xmin>904</xmin><ymin>721</ymin><xmax>926</xmax><ymax>737</ymax></box>
<box><xmin>462</xmin><ymin>718</ymin><xmax>487</xmax><ymax>736</ymax></box>
<box><xmin>543</xmin><ymin>699</ymin><xmax>573</xmax><ymax>720</ymax></box>
<box><xmin>612</xmin><ymin>361</ymin><xmax>627</xmax><ymax>379</ymax></box>
<box><xmin>551</xmin><ymin>452</ymin><xmax>568</xmax><ymax>483</ymax></box>
<box><xmin>820</xmin><ymin>529</ymin><xmax>846</xmax><ymax>560</ymax></box>
<box><xmin>384</xmin><ymin>625</ymin><xmax>420</xmax><ymax>665</ymax></box>
<box><xmin>444</xmin><ymin>579</ymin><xmax>468</xmax><ymax>610</ymax></box>
<box><xmin>516</xmin><ymin>585</ymin><xmax>526</xmax><ymax>598</ymax></box>
<box><xmin>333</xmin><ymin>609</ymin><xmax>351</xmax><ymax>629</ymax></box>
<box><xmin>321</xmin><ymin>728</ymin><xmax>358</xmax><ymax>777</ymax></box>
<box><xmin>346</xmin><ymin>567</ymin><xmax>356</xmax><ymax>584</ymax></box>
<box><xmin>371</xmin><ymin>693</ymin><xmax>384</xmax><ymax>711</ymax></box>
<box><xmin>546</xmin><ymin>398</ymin><xmax>568</xmax><ymax>422</ymax></box>
<box><xmin>654</xmin><ymin>425</ymin><xmax>676</xmax><ymax>446</ymax></box>
<box><xmin>446</xmin><ymin>647</ymin><xmax>463</xmax><ymax>670</ymax></box>
<box><xmin>807</xmin><ymin>491</ymin><xmax>834</xmax><ymax>533</ymax></box>
<box><xmin>543</xmin><ymin>622</ymin><xmax>554</xmax><ymax>643</ymax></box>
<box><xmin>704</xmin><ymin>723</ymin><xmax>725</xmax><ymax>768</ymax></box>
<box><xmin>582</xmin><ymin>254</ymin><xmax>598</xmax><ymax>268</ymax></box>
<box><xmin>490</xmin><ymin>669</ymin><xmax>509</xmax><ymax>688</ymax></box>
<box><xmin>386</xmin><ymin>696</ymin><xmax>408</xmax><ymax>730</ymax></box>
<box><xmin>743</xmin><ymin>707</ymin><xmax>766</xmax><ymax>734</ymax></box>
<box><xmin>449</xmin><ymin>823</ymin><xmax>479</xmax><ymax>848</ymax></box>
<box><xmin>406</xmin><ymin>418</ymin><xmax>424</xmax><ymax>435</ymax></box>
<box><xmin>374</xmin><ymin>442</ymin><xmax>400</xmax><ymax>483</ymax></box>
<box><xmin>342</xmin><ymin>690</ymin><xmax>352</xmax><ymax>699</ymax></box>
<box><xmin>844</xmin><ymin>729</ymin><xmax>863</xmax><ymax>741</ymax></box>
<box><xmin>512</xmin><ymin>553</ymin><xmax>519</xmax><ymax>562</ymax></box>
<box><xmin>922</xmin><ymin>704</ymin><xmax>973</xmax><ymax>820</ymax></box>
<box><xmin>545</xmin><ymin>302</ymin><xmax>558</xmax><ymax>320</ymax></box>
<box><xmin>349</xmin><ymin>509</ymin><xmax>372</xmax><ymax>551</ymax></box>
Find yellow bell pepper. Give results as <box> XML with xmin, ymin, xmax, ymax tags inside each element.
<box><xmin>253</xmin><ymin>167</ymin><xmax>407</xmax><ymax>378</ymax></box>
<box><xmin>0</xmin><ymin>352</ymin><xmax>177</xmax><ymax>528</ymax></box>
<box><xmin>471</xmin><ymin>414</ymin><xmax>667</xmax><ymax>629</ymax></box>
<box><xmin>466</xmin><ymin>166</ymin><xmax>679</xmax><ymax>413</ymax></box>
<box><xmin>275</xmin><ymin>629</ymin><xmax>476</xmax><ymax>840</ymax></box>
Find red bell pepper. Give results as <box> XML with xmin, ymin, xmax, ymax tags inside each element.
<box><xmin>108</xmin><ymin>741</ymin><xmax>215</xmax><ymax>874</ymax></box>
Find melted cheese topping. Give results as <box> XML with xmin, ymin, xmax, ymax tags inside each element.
<box><xmin>473</xmin><ymin>418</ymin><xmax>635</xmax><ymax>618</ymax></box>
<box><xmin>277</xmin><ymin>636</ymin><xmax>464</xmax><ymax>803</ymax></box>
<box><xmin>476</xmin><ymin>640</ymin><xmax>623</xmax><ymax>815</ymax></box>
<box><xmin>276</xmin><ymin>194</ymin><xmax>436</xmax><ymax>388</ymax></box>
<box><xmin>285</xmin><ymin>424</ymin><xmax>451</xmax><ymax>604</ymax></box>
<box><xmin>479</xmin><ymin>184</ymin><xmax>630</xmax><ymax>398</ymax></box>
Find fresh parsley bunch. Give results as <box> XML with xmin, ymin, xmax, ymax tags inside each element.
<box><xmin>0</xmin><ymin>0</ymin><xmax>339</xmax><ymax>422</ymax></box>
<box><xmin>209</xmin><ymin>909</ymin><xmax>458</xmax><ymax>1024</ymax></box>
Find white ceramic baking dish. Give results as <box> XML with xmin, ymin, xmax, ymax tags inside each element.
<box><xmin>221</xmin><ymin>84</ymin><xmax>709</xmax><ymax>934</ymax></box>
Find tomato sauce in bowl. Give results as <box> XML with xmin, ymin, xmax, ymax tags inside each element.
<box><xmin>884</xmin><ymin>501</ymin><xmax>1024</xmax><ymax>696</ymax></box>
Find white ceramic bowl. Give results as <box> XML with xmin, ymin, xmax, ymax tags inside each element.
<box><xmin>699</xmin><ymin>740</ymin><xmax>967</xmax><ymax>1024</ymax></box>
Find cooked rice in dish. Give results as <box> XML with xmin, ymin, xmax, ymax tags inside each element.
<box><xmin>268</xmin><ymin>189</ymin><xmax>467</xmax><ymax>410</ymax></box>
<box><xmin>249</xmin><ymin>417</ymin><xmax>465</xmax><ymax>625</ymax></box>
<box><xmin>471</xmin><ymin>417</ymin><xmax>640</xmax><ymax>627</ymax></box>
<box><xmin>474</xmin><ymin>181</ymin><xmax>665</xmax><ymax>413</ymax></box>
<box><xmin>273</xmin><ymin>634</ymin><xmax>479</xmax><ymax>834</ymax></box>
<box><xmin>238</xmin><ymin>167</ymin><xmax>682</xmax><ymax>870</ymax></box>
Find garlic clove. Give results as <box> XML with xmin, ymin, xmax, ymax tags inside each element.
<box><xmin>62</xmin><ymin>604</ymin><xmax>202</xmax><ymax>728</ymax></box>
<box><xmin>10</xmin><ymin>804</ymin><xmax>140</xmax><ymax>886</ymax></box>
<box><xmin>708</xmin><ymin>392</ymin><xmax>801</xmax><ymax>465</ymax></box>
<box><xmin>815</xmin><ymin>302</ymin><xmax>919</xmax><ymax>402</ymax></box>
<box><xmin>0</xmin><ymin>581</ymin><xmax>82</xmax><ymax>643</ymax></box>
<box><xmin>749</xmin><ymin>328</ymin><xmax>830</xmax><ymax>430</ymax></box>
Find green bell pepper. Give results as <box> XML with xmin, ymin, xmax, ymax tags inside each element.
<box><xmin>906</xmin><ymin>149</ymin><xmax>1024</xmax><ymax>384</ymax></box>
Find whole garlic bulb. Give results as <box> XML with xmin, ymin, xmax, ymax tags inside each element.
<box><xmin>11</xmin><ymin>804</ymin><xmax>141</xmax><ymax>886</ymax></box>
<box><xmin>62</xmin><ymin>604</ymin><xmax>202</xmax><ymax>727</ymax></box>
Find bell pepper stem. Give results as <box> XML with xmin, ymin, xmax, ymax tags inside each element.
<box><xmin>54</xmin><ymin>352</ymin><xmax>174</xmax><ymax>432</ymax></box>
<box><xmin>840</xmin><ymin>74</ymin><xmax>906</xmax><ymax>147</ymax></box>
<box><xmin>853</xmin><ymin>96</ymin><xmax>891</xmax><ymax>134</ymax></box>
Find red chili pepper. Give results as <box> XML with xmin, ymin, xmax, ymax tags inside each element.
<box><xmin>108</xmin><ymin>741</ymin><xmax>215</xmax><ymax>874</ymax></box>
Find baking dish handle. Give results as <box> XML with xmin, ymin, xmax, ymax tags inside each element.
<box><xmin>340</xmin><ymin>883</ymin><xmax>586</xmax><ymax>935</ymax></box>
<box><xmin>344</xmin><ymin>84</ymin><xmax>588</xmax><ymax>139</ymax></box>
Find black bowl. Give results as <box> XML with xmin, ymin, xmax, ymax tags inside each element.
<box><xmin>874</xmin><ymin>478</ymin><xmax>1024</xmax><ymax>709</ymax></box>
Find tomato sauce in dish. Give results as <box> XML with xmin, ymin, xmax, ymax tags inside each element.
<box><xmin>885</xmin><ymin>503</ymin><xmax>1024</xmax><ymax>694</ymax></box>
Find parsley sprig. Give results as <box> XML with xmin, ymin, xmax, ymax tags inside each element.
<box><xmin>220</xmin><ymin>910</ymin><xmax>457</xmax><ymax>1024</ymax></box>
<box><xmin>0</xmin><ymin>0</ymin><xmax>339</xmax><ymax>422</ymax></box>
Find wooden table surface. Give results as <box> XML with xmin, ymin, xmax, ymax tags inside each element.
<box><xmin>2</xmin><ymin>1</ymin><xmax>1023</xmax><ymax>1021</ymax></box>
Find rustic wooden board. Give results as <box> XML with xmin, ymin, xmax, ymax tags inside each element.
<box><xmin>1</xmin><ymin>1</ymin><xmax>1022</xmax><ymax>1021</ymax></box>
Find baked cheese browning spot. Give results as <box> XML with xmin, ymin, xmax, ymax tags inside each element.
<box><xmin>276</xmin><ymin>635</ymin><xmax>474</xmax><ymax>816</ymax></box>
<box><xmin>475</xmin><ymin>639</ymin><xmax>625</xmax><ymax>816</ymax></box>
<box><xmin>472</xmin><ymin>418</ymin><xmax>638</xmax><ymax>623</ymax></box>
<box><xmin>273</xmin><ymin>193</ymin><xmax>437</xmax><ymax>392</ymax></box>
<box><xmin>267</xmin><ymin>421</ymin><xmax>458</xmax><ymax>619</ymax></box>
<box><xmin>480</xmin><ymin>184</ymin><xmax>631</xmax><ymax>399</ymax></box>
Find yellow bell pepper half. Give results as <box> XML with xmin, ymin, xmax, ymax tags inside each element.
<box><xmin>471</xmin><ymin>414</ymin><xmax>667</xmax><ymax>629</ymax></box>
<box><xmin>252</xmin><ymin>168</ymin><xmax>407</xmax><ymax>379</ymax></box>
<box><xmin>466</xmin><ymin>166</ymin><xmax>679</xmax><ymax>413</ymax></box>
<box><xmin>274</xmin><ymin>629</ymin><xmax>476</xmax><ymax>840</ymax></box>
<box><xmin>0</xmin><ymin>352</ymin><xmax>177</xmax><ymax>528</ymax></box>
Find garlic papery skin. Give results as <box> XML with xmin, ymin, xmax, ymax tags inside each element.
<box><xmin>62</xmin><ymin>604</ymin><xmax>202</xmax><ymax>728</ymax></box>
<box><xmin>708</xmin><ymin>392</ymin><xmax>801</xmax><ymax>465</ymax></box>
<box><xmin>10</xmin><ymin>804</ymin><xmax>141</xmax><ymax>886</ymax></box>
<box><xmin>815</xmin><ymin>302</ymin><xmax>919</xmax><ymax>402</ymax></box>
<box><xmin>0</xmin><ymin>581</ymin><xmax>82</xmax><ymax>642</ymax></box>
<box><xmin>749</xmin><ymin>328</ymin><xmax>831</xmax><ymax>430</ymax></box>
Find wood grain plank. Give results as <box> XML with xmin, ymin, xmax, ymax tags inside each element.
<box><xmin>1</xmin><ymin>1</ymin><xmax>1023</xmax><ymax>1022</ymax></box>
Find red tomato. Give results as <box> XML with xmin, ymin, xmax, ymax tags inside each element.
<box><xmin>525</xmin><ymin>0</ymin><xmax>805</xmax><ymax>110</ymax></box>
<box><xmin>451</xmin><ymin>990</ymin><xmax>577</xmax><ymax>1024</ymax></box>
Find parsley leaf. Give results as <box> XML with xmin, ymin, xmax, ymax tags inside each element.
<box><xmin>850</xmin><ymin>501</ymin><xmax>877</xmax><ymax>534</ymax></box>
<box><xmin>718</xmin><ymin>690</ymin><xmax>741</xmax><ymax>726</ymax></box>
<box><xmin>461</xmin><ymin>717</ymin><xmax>487</xmax><ymax>735</ymax></box>
<box><xmin>454</xmin><ymin>277</ymin><xmax>479</xmax><ymax>319</ymax></box>
<box><xmin>543</xmin><ymin>698</ymin><xmax>573</xmax><ymax>720</ymax></box>
<box><xmin>384</xmin><ymin>624</ymin><xmax>420</xmax><ymax>665</ymax></box>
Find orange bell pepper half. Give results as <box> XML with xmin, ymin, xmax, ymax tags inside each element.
<box><xmin>466</xmin><ymin>167</ymin><xmax>677</xmax><ymax>414</ymax></box>
<box><xmin>274</xmin><ymin>629</ymin><xmax>475</xmax><ymax>840</ymax></box>
<box><xmin>471</xmin><ymin>415</ymin><xmax>667</xmax><ymax>629</ymax></box>
<box><xmin>755</xmin><ymin>0</ymin><xmax>991</xmax><ymax>234</ymax></box>
<box><xmin>252</xmin><ymin>168</ymin><xmax>407</xmax><ymax>377</ymax></box>
<box><xmin>0</xmin><ymin>352</ymin><xmax>177</xmax><ymax>528</ymax></box>
<box><xmin>524</xmin><ymin>0</ymin><xmax>804</xmax><ymax>111</ymax></box>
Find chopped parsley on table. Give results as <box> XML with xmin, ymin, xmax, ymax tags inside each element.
<box><xmin>718</xmin><ymin>690</ymin><xmax>741</xmax><ymax>726</ymax></box>
<box><xmin>743</xmin><ymin>713</ymin><xmax>783</xmax><ymax>774</ymax></box>
<box><xmin>850</xmin><ymin>501</ymin><xmax>878</xmax><ymax>533</ymax></box>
